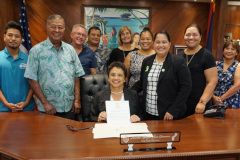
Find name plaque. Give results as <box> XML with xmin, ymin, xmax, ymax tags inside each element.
<box><xmin>120</xmin><ymin>131</ymin><xmax>181</xmax><ymax>152</ymax></box>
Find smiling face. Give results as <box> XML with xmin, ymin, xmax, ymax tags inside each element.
<box><xmin>47</xmin><ymin>18</ymin><xmax>65</xmax><ymax>44</ymax></box>
<box><xmin>140</xmin><ymin>31</ymin><xmax>153</xmax><ymax>51</ymax></box>
<box><xmin>223</xmin><ymin>43</ymin><xmax>238</xmax><ymax>60</ymax></box>
<box><xmin>4</xmin><ymin>28</ymin><xmax>22</xmax><ymax>49</ymax></box>
<box><xmin>71</xmin><ymin>26</ymin><xmax>87</xmax><ymax>46</ymax></box>
<box><xmin>153</xmin><ymin>33</ymin><xmax>171</xmax><ymax>57</ymax></box>
<box><xmin>88</xmin><ymin>28</ymin><xmax>101</xmax><ymax>46</ymax></box>
<box><xmin>184</xmin><ymin>26</ymin><xmax>202</xmax><ymax>49</ymax></box>
<box><xmin>108</xmin><ymin>67</ymin><xmax>126</xmax><ymax>89</ymax></box>
<box><xmin>120</xmin><ymin>29</ymin><xmax>132</xmax><ymax>44</ymax></box>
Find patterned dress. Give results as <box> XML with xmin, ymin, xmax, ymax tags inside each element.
<box><xmin>128</xmin><ymin>51</ymin><xmax>152</xmax><ymax>87</ymax></box>
<box><xmin>214</xmin><ymin>60</ymin><xmax>240</xmax><ymax>108</ymax></box>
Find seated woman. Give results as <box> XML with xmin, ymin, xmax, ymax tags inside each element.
<box><xmin>213</xmin><ymin>40</ymin><xmax>240</xmax><ymax>108</ymax></box>
<box><xmin>90</xmin><ymin>62</ymin><xmax>141</xmax><ymax>122</ymax></box>
<box><xmin>132</xmin><ymin>31</ymin><xmax>192</xmax><ymax>120</ymax></box>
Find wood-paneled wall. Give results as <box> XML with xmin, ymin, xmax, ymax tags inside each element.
<box><xmin>0</xmin><ymin>0</ymin><xmax>19</xmax><ymax>49</ymax></box>
<box><xmin>0</xmin><ymin>0</ymin><xmax>210</xmax><ymax>52</ymax></box>
<box><xmin>226</xmin><ymin>5</ymin><xmax>240</xmax><ymax>40</ymax></box>
<box><xmin>26</xmin><ymin>0</ymin><xmax>209</xmax><ymax>51</ymax></box>
<box><xmin>1</xmin><ymin>0</ymin><xmax>239</xmax><ymax>59</ymax></box>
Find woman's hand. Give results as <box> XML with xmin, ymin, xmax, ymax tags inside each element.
<box><xmin>130</xmin><ymin>114</ymin><xmax>140</xmax><ymax>122</ymax></box>
<box><xmin>212</xmin><ymin>95</ymin><xmax>223</xmax><ymax>105</ymax></box>
<box><xmin>98</xmin><ymin>111</ymin><xmax>107</xmax><ymax>122</ymax></box>
<box><xmin>195</xmin><ymin>102</ymin><xmax>206</xmax><ymax>114</ymax></box>
<box><xmin>164</xmin><ymin>112</ymin><xmax>173</xmax><ymax>120</ymax></box>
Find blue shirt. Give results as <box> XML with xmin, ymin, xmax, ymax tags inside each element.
<box><xmin>78</xmin><ymin>45</ymin><xmax>97</xmax><ymax>76</ymax></box>
<box><xmin>0</xmin><ymin>48</ymin><xmax>35</xmax><ymax>112</ymax></box>
<box><xmin>24</xmin><ymin>39</ymin><xmax>85</xmax><ymax>112</ymax></box>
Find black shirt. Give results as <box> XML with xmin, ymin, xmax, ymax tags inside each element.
<box><xmin>107</xmin><ymin>47</ymin><xmax>138</xmax><ymax>66</ymax></box>
<box><xmin>180</xmin><ymin>48</ymin><xmax>216</xmax><ymax>116</ymax></box>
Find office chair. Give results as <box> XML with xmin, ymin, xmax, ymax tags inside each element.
<box><xmin>79</xmin><ymin>74</ymin><xmax>108</xmax><ymax>121</ymax></box>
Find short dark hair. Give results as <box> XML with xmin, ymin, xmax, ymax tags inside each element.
<box><xmin>223</xmin><ymin>40</ymin><xmax>239</xmax><ymax>53</ymax></box>
<box><xmin>107</xmin><ymin>62</ymin><xmax>127</xmax><ymax>78</ymax></box>
<box><xmin>184</xmin><ymin>23</ymin><xmax>202</xmax><ymax>36</ymax></box>
<box><xmin>140</xmin><ymin>27</ymin><xmax>153</xmax><ymax>40</ymax></box>
<box><xmin>5</xmin><ymin>21</ymin><xmax>23</xmax><ymax>36</ymax></box>
<box><xmin>88</xmin><ymin>26</ymin><xmax>101</xmax><ymax>35</ymax></box>
<box><xmin>154</xmin><ymin>30</ymin><xmax>171</xmax><ymax>42</ymax></box>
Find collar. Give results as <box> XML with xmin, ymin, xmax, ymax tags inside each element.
<box><xmin>46</xmin><ymin>38</ymin><xmax>63</xmax><ymax>50</ymax></box>
<box><xmin>4</xmin><ymin>47</ymin><xmax>25</xmax><ymax>60</ymax></box>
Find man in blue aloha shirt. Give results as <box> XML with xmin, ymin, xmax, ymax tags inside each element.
<box><xmin>24</xmin><ymin>14</ymin><xmax>85</xmax><ymax>120</ymax></box>
<box><xmin>87</xmin><ymin>26</ymin><xmax>111</xmax><ymax>74</ymax></box>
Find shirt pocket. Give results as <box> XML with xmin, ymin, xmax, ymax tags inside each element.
<box><xmin>62</xmin><ymin>59</ymin><xmax>75</xmax><ymax>77</ymax></box>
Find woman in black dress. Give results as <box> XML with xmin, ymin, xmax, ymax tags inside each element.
<box><xmin>182</xmin><ymin>23</ymin><xmax>218</xmax><ymax>117</ymax></box>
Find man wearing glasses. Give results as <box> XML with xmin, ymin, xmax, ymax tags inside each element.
<box><xmin>24</xmin><ymin>14</ymin><xmax>85</xmax><ymax>120</ymax></box>
<box><xmin>70</xmin><ymin>24</ymin><xmax>97</xmax><ymax>76</ymax></box>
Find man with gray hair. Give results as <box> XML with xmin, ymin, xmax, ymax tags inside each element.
<box><xmin>70</xmin><ymin>24</ymin><xmax>97</xmax><ymax>76</ymax></box>
<box><xmin>25</xmin><ymin>14</ymin><xmax>85</xmax><ymax>120</ymax></box>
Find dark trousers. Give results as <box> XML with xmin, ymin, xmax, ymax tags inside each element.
<box><xmin>55</xmin><ymin>111</ymin><xmax>76</xmax><ymax>120</ymax></box>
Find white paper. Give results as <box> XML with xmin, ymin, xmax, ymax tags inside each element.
<box><xmin>105</xmin><ymin>101</ymin><xmax>131</xmax><ymax>125</ymax></box>
<box><xmin>92</xmin><ymin>123</ymin><xmax>151</xmax><ymax>139</ymax></box>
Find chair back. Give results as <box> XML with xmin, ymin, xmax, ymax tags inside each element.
<box><xmin>80</xmin><ymin>74</ymin><xmax>108</xmax><ymax>121</ymax></box>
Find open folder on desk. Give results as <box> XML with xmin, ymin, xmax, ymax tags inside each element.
<box><xmin>92</xmin><ymin>123</ymin><xmax>151</xmax><ymax>139</ymax></box>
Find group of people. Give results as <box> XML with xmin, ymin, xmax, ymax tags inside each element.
<box><xmin>0</xmin><ymin>14</ymin><xmax>239</xmax><ymax>123</ymax></box>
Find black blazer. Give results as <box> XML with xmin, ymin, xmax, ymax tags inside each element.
<box><xmin>132</xmin><ymin>53</ymin><xmax>192</xmax><ymax>120</ymax></box>
<box><xmin>90</xmin><ymin>88</ymin><xmax>141</xmax><ymax>122</ymax></box>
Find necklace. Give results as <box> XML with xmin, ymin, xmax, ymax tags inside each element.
<box><xmin>186</xmin><ymin>54</ymin><xmax>196</xmax><ymax>66</ymax></box>
<box><xmin>111</xmin><ymin>91</ymin><xmax>123</xmax><ymax>94</ymax></box>
<box><xmin>185</xmin><ymin>45</ymin><xmax>201</xmax><ymax>66</ymax></box>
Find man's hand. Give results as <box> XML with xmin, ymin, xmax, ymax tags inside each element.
<box><xmin>15</xmin><ymin>102</ymin><xmax>27</xmax><ymax>110</ymax></box>
<box><xmin>5</xmin><ymin>102</ymin><xmax>19</xmax><ymax>112</ymax></box>
<box><xmin>72</xmin><ymin>101</ymin><xmax>81</xmax><ymax>114</ymax></box>
<box><xmin>43</xmin><ymin>102</ymin><xmax>56</xmax><ymax>115</ymax></box>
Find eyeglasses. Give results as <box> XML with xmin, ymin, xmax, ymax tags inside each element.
<box><xmin>73</xmin><ymin>32</ymin><xmax>87</xmax><ymax>37</ymax></box>
<box><xmin>65</xmin><ymin>124</ymin><xmax>93</xmax><ymax>132</ymax></box>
